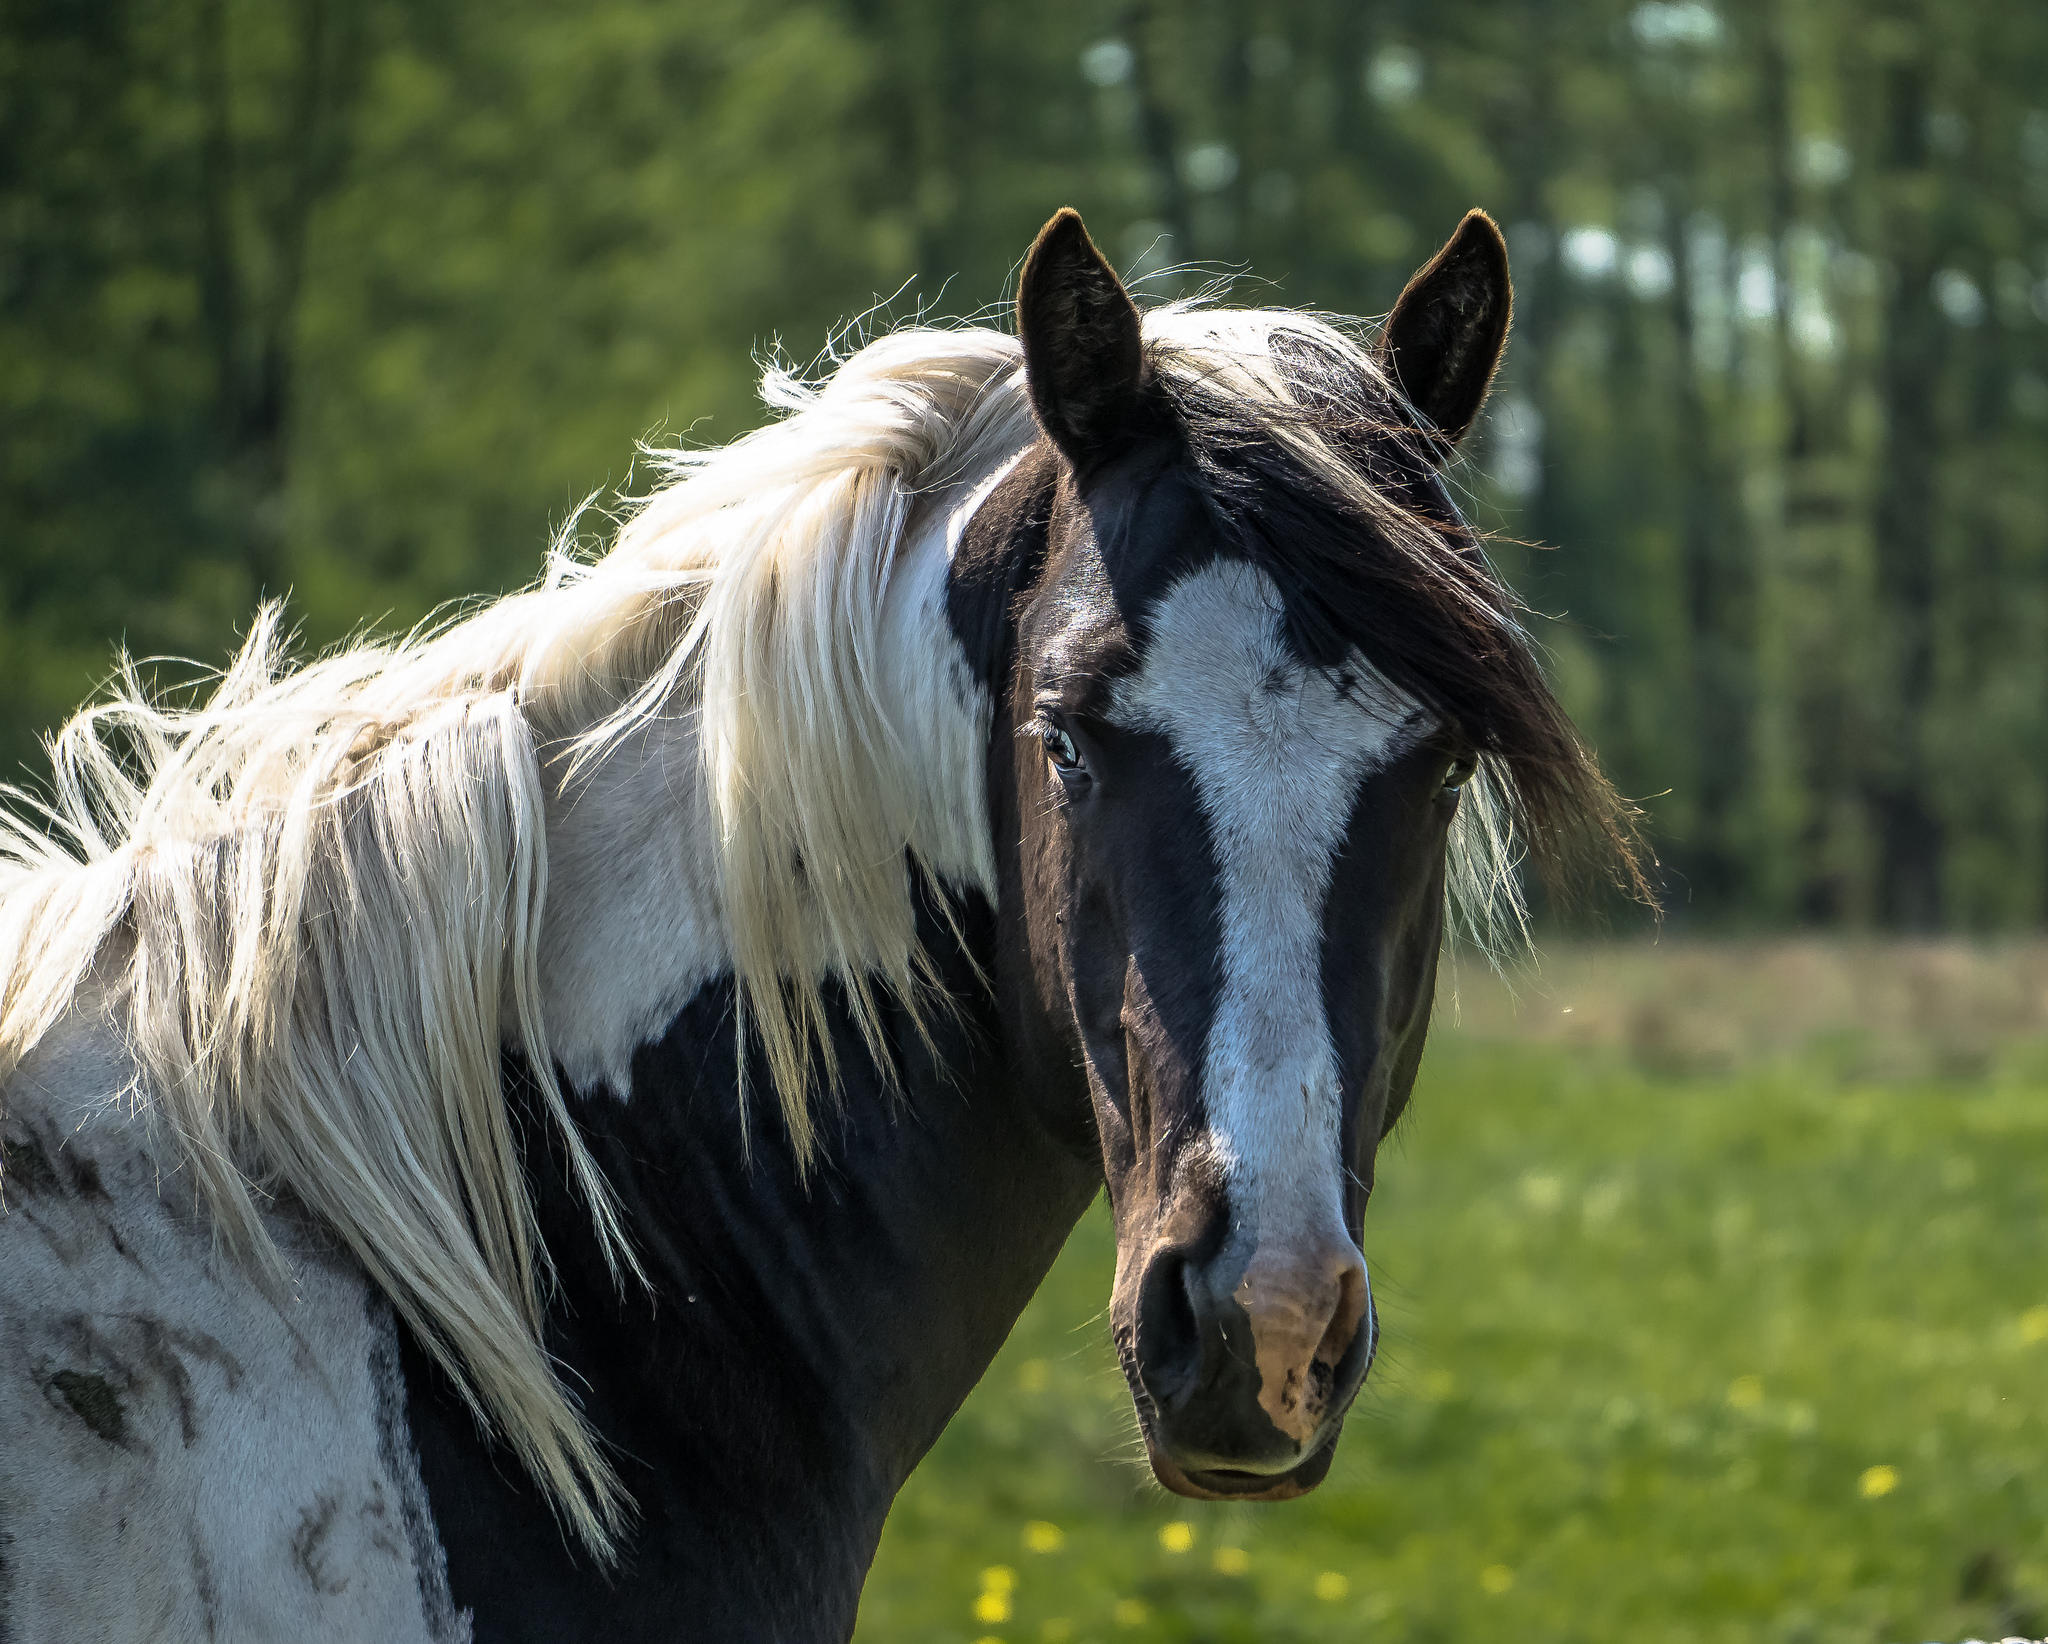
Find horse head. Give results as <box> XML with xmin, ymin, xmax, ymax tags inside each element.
<box><xmin>966</xmin><ymin>208</ymin><xmax>1545</xmax><ymax>1499</ymax></box>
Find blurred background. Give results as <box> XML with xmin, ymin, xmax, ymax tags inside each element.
<box><xmin>9</xmin><ymin>0</ymin><xmax>2048</xmax><ymax>926</ymax></box>
<box><xmin>5</xmin><ymin>0</ymin><xmax>2047</xmax><ymax>1638</ymax></box>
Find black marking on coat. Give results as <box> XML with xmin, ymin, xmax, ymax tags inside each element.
<box><xmin>67</xmin><ymin>1155</ymin><xmax>107</xmax><ymax>1199</ymax></box>
<box><xmin>188</xmin><ymin>1526</ymin><xmax>221</xmax><ymax>1640</ymax></box>
<box><xmin>43</xmin><ymin>1314</ymin><xmax>244</xmax><ymax>1451</ymax></box>
<box><xmin>0</xmin><ymin>1505</ymin><xmax>16</xmax><ymax>1644</ymax></box>
<box><xmin>360</xmin><ymin>1483</ymin><xmax>408</xmax><ymax>1563</ymax></box>
<box><xmin>47</xmin><ymin>1368</ymin><xmax>126</xmax><ymax>1445</ymax></box>
<box><xmin>0</xmin><ymin>1133</ymin><xmax>60</xmax><ymax>1198</ymax></box>
<box><xmin>105</xmin><ymin>1219</ymin><xmax>143</xmax><ymax>1267</ymax></box>
<box><xmin>292</xmin><ymin>1494</ymin><xmax>350</xmax><ymax>1596</ymax></box>
<box><xmin>0</xmin><ymin>1125</ymin><xmax>110</xmax><ymax>1203</ymax></box>
<box><xmin>368</xmin><ymin>1295</ymin><xmax>471</xmax><ymax>1643</ymax></box>
<box><xmin>138</xmin><ymin>1319</ymin><xmax>200</xmax><ymax>1446</ymax></box>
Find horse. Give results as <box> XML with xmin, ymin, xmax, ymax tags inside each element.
<box><xmin>0</xmin><ymin>207</ymin><xmax>1643</xmax><ymax>1642</ymax></box>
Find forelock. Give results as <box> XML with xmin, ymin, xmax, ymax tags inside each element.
<box><xmin>1128</xmin><ymin>305</ymin><xmax>1650</xmax><ymax>918</ymax></box>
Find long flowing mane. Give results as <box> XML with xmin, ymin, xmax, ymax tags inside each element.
<box><xmin>0</xmin><ymin>306</ymin><xmax>1636</xmax><ymax>1553</ymax></box>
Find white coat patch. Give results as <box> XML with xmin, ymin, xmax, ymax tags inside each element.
<box><xmin>0</xmin><ymin>1000</ymin><xmax>469</xmax><ymax>1644</ymax></box>
<box><xmin>538</xmin><ymin>718</ymin><xmax>730</xmax><ymax>1099</ymax></box>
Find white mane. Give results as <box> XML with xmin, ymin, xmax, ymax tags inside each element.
<box><xmin>0</xmin><ymin>308</ymin><xmax>1524</xmax><ymax>1555</ymax></box>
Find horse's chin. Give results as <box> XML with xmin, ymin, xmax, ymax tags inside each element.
<box><xmin>1141</xmin><ymin>1430</ymin><xmax>1341</xmax><ymax>1501</ymax></box>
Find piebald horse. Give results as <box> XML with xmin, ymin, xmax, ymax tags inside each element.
<box><xmin>0</xmin><ymin>210</ymin><xmax>1642</xmax><ymax>1641</ymax></box>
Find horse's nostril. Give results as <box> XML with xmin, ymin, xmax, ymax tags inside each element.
<box><xmin>1315</xmin><ymin>1262</ymin><xmax>1370</xmax><ymax>1375</ymax></box>
<box><xmin>1133</xmin><ymin>1251</ymin><xmax>1202</xmax><ymax>1408</ymax></box>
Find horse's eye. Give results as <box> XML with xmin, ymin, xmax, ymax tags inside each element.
<box><xmin>1041</xmin><ymin>723</ymin><xmax>1084</xmax><ymax>775</ymax></box>
<box><xmin>1442</xmin><ymin>754</ymin><xmax>1477</xmax><ymax>794</ymax></box>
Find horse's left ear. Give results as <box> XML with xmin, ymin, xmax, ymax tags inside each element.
<box><xmin>1017</xmin><ymin>208</ymin><xmax>1146</xmax><ymax>470</ymax></box>
<box><xmin>1377</xmin><ymin>209</ymin><xmax>1513</xmax><ymax>456</ymax></box>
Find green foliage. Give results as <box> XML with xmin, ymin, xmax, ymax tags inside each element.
<box><xmin>4</xmin><ymin>0</ymin><xmax>2048</xmax><ymax>926</ymax></box>
<box><xmin>858</xmin><ymin>1035</ymin><xmax>2048</xmax><ymax>1643</ymax></box>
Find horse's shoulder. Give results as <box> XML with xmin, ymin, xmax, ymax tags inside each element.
<box><xmin>1</xmin><ymin>1000</ymin><xmax>468</xmax><ymax>1644</ymax></box>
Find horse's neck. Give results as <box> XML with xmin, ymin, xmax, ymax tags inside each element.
<box><xmin>555</xmin><ymin>916</ymin><xmax>1100</xmax><ymax>1470</ymax></box>
<box><xmin>452</xmin><ymin>924</ymin><xmax>1098</xmax><ymax>1637</ymax></box>
<box><xmin>473</xmin><ymin>443</ymin><xmax>1098</xmax><ymax>1628</ymax></box>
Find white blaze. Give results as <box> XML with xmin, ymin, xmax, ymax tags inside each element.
<box><xmin>1110</xmin><ymin>560</ymin><xmax>1420</xmax><ymax>1254</ymax></box>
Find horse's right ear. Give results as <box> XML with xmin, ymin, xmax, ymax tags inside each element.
<box><xmin>1017</xmin><ymin>209</ymin><xmax>1146</xmax><ymax>470</ymax></box>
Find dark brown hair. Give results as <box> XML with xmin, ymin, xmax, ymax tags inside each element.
<box><xmin>1155</xmin><ymin>323</ymin><xmax>1655</xmax><ymax>914</ymax></box>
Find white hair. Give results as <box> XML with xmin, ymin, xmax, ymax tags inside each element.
<box><xmin>0</xmin><ymin>308</ymin><xmax>1525</xmax><ymax>1556</ymax></box>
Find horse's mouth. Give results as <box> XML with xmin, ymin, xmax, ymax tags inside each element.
<box><xmin>1112</xmin><ymin>1330</ymin><xmax>1354</xmax><ymax>1502</ymax></box>
<box><xmin>1139</xmin><ymin>1428</ymin><xmax>1341</xmax><ymax>1502</ymax></box>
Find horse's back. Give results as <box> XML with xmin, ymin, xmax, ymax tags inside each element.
<box><xmin>1</xmin><ymin>1003</ymin><xmax>468</xmax><ymax>1643</ymax></box>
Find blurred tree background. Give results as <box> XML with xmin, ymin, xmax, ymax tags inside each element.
<box><xmin>5</xmin><ymin>0</ymin><xmax>2048</xmax><ymax>929</ymax></box>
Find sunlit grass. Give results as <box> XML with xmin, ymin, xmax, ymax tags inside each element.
<box><xmin>856</xmin><ymin>971</ymin><xmax>2048</xmax><ymax>1644</ymax></box>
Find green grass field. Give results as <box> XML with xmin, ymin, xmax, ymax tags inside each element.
<box><xmin>855</xmin><ymin>946</ymin><xmax>2048</xmax><ymax>1644</ymax></box>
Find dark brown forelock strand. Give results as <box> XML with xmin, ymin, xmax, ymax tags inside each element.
<box><xmin>1149</xmin><ymin>326</ymin><xmax>1656</xmax><ymax>914</ymax></box>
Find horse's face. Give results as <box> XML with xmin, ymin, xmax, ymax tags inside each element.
<box><xmin>1001</xmin><ymin>211</ymin><xmax>1513</xmax><ymax>1499</ymax></box>
<box><xmin>1013</xmin><ymin>480</ymin><xmax>1458</xmax><ymax>1498</ymax></box>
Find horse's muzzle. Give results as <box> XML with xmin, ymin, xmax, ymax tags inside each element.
<box><xmin>1127</xmin><ymin>1236</ymin><xmax>1374</xmax><ymax>1489</ymax></box>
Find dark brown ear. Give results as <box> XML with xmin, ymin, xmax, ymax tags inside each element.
<box><xmin>1017</xmin><ymin>208</ymin><xmax>1146</xmax><ymax>468</ymax></box>
<box><xmin>1378</xmin><ymin>209</ymin><xmax>1513</xmax><ymax>455</ymax></box>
